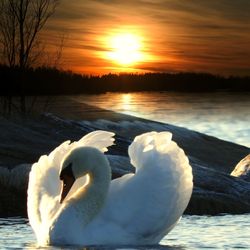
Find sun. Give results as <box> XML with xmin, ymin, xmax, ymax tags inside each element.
<box><xmin>107</xmin><ymin>33</ymin><xmax>143</xmax><ymax>66</ymax></box>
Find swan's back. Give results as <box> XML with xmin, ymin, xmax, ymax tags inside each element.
<box><xmin>92</xmin><ymin>131</ymin><xmax>193</xmax><ymax>245</ymax></box>
<box><xmin>27</xmin><ymin>131</ymin><xmax>114</xmax><ymax>244</ymax></box>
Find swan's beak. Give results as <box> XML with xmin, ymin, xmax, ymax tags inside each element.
<box><xmin>60</xmin><ymin>175</ymin><xmax>75</xmax><ymax>203</ymax></box>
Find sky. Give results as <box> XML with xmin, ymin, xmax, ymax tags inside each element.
<box><xmin>43</xmin><ymin>0</ymin><xmax>250</xmax><ymax>76</ymax></box>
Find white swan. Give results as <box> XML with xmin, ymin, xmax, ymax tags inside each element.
<box><xmin>27</xmin><ymin>130</ymin><xmax>193</xmax><ymax>246</ymax></box>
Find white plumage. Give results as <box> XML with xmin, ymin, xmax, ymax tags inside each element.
<box><xmin>27</xmin><ymin>130</ymin><xmax>193</xmax><ymax>246</ymax></box>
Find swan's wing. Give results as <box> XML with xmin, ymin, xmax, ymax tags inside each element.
<box><xmin>27</xmin><ymin>130</ymin><xmax>115</xmax><ymax>240</ymax></box>
<box><xmin>72</xmin><ymin>130</ymin><xmax>115</xmax><ymax>152</ymax></box>
<box><xmin>101</xmin><ymin>132</ymin><xmax>193</xmax><ymax>244</ymax></box>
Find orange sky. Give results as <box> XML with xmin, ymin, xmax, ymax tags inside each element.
<box><xmin>42</xmin><ymin>0</ymin><xmax>250</xmax><ymax>76</ymax></box>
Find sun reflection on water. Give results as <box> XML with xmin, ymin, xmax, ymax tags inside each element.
<box><xmin>121</xmin><ymin>93</ymin><xmax>132</xmax><ymax>111</ymax></box>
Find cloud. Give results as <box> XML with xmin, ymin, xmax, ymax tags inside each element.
<box><xmin>45</xmin><ymin>0</ymin><xmax>250</xmax><ymax>75</ymax></box>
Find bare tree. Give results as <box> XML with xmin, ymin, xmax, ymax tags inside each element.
<box><xmin>0</xmin><ymin>1</ymin><xmax>18</xmax><ymax>67</ymax></box>
<box><xmin>0</xmin><ymin>0</ymin><xmax>59</xmax><ymax>114</ymax></box>
<box><xmin>0</xmin><ymin>0</ymin><xmax>59</xmax><ymax>68</ymax></box>
<box><xmin>42</xmin><ymin>33</ymin><xmax>65</xmax><ymax>69</ymax></box>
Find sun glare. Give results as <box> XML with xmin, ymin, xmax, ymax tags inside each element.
<box><xmin>107</xmin><ymin>33</ymin><xmax>143</xmax><ymax>66</ymax></box>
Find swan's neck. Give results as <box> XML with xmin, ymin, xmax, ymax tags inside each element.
<box><xmin>71</xmin><ymin>161</ymin><xmax>111</xmax><ymax>226</ymax></box>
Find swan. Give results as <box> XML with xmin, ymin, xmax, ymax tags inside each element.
<box><xmin>27</xmin><ymin>130</ymin><xmax>193</xmax><ymax>246</ymax></box>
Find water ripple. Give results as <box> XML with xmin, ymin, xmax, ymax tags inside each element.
<box><xmin>1</xmin><ymin>215</ymin><xmax>250</xmax><ymax>249</ymax></box>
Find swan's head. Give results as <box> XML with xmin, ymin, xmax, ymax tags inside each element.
<box><xmin>59</xmin><ymin>146</ymin><xmax>106</xmax><ymax>203</ymax></box>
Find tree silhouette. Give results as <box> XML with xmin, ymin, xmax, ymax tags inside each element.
<box><xmin>0</xmin><ymin>0</ymin><xmax>59</xmax><ymax>114</ymax></box>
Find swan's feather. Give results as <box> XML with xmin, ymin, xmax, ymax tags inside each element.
<box><xmin>27</xmin><ymin>130</ymin><xmax>115</xmax><ymax>242</ymax></box>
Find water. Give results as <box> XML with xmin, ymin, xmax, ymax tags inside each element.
<box><xmin>75</xmin><ymin>91</ymin><xmax>250</xmax><ymax>148</ymax></box>
<box><xmin>1</xmin><ymin>215</ymin><xmax>250</xmax><ymax>249</ymax></box>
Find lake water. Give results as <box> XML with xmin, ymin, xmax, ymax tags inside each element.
<box><xmin>1</xmin><ymin>215</ymin><xmax>250</xmax><ymax>249</ymax></box>
<box><xmin>75</xmin><ymin>91</ymin><xmax>250</xmax><ymax>148</ymax></box>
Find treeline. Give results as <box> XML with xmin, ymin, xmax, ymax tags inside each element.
<box><xmin>1</xmin><ymin>64</ymin><xmax>250</xmax><ymax>95</ymax></box>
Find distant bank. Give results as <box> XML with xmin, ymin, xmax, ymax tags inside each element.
<box><xmin>1</xmin><ymin>64</ymin><xmax>250</xmax><ymax>95</ymax></box>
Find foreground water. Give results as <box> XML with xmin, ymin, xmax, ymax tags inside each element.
<box><xmin>75</xmin><ymin>91</ymin><xmax>250</xmax><ymax>147</ymax></box>
<box><xmin>1</xmin><ymin>215</ymin><xmax>250</xmax><ymax>249</ymax></box>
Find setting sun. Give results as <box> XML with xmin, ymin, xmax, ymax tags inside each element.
<box><xmin>107</xmin><ymin>33</ymin><xmax>143</xmax><ymax>66</ymax></box>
